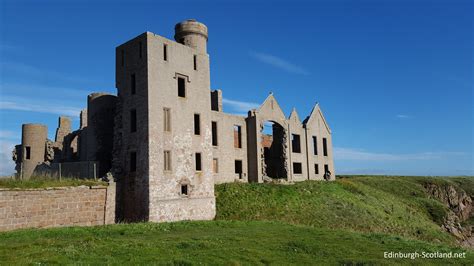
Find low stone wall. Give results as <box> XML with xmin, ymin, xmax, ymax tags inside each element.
<box><xmin>0</xmin><ymin>183</ymin><xmax>115</xmax><ymax>231</ymax></box>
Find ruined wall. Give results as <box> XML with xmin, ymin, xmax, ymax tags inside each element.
<box><xmin>54</xmin><ymin>116</ymin><xmax>71</xmax><ymax>146</ymax></box>
<box><xmin>210</xmin><ymin>89</ymin><xmax>222</xmax><ymax>111</ymax></box>
<box><xmin>115</xmin><ymin>33</ymin><xmax>149</xmax><ymax>221</ymax></box>
<box><xmin>53</xmin><ymin>116</ymin><xmax>73</xmax><ymax>162</ymax></box>
<box><xmin>9</xmin><ymin>20</ymin><xmax>337</xmax><ymax>229</ymax></box>
<box><xmin>79</xmin><ymin>109</ymin><xmax>88</xmax><ymax>161</ymax></box>
<box><xmin>247</xmin><ymin>95</ymin><xmax>290</xmax><ymax>183</ymax></box>
<box><xmin>86</xmin><ymin>93</ymin><xmax>117</xmax><ymax>177</ymax></box>
<box><xmin>210</xmin><ymin>112</ymin><xmax>248</xmax><ymax>183</ymax></box>
<box><xmin>0</xmin><ymin>183</ymin><xmax>115</xmax><ymax>231</ymax></box>
<box><xmin>62</xmin><ymin>132</ymin><xmax>79</xmax><ymax>161</ymax></box>
<box><xmin>246</xmin><ymin>113</ymin><xmax>259</xmax><ymax>183</ymax></box>
<box><xmin>288</xmin><ymin>110</ymin><xmax>308</xmax><ymax>181</ymax></box>
<box><xmin>264</xmin><ymin>123</ymin><xmax>287</xmax><ymax>179</ymax></box>
<box><xmin>145</xmin><ymin>22</ymin><xmax>215</xmax><ymax>222</ymax></box>
<box><xmin>304</xmin><ymin>105</ymin><xmax>335</xmax><ymax>180</ymax></box>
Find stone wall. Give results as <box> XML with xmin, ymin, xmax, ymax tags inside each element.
<box><xmin>0</xmin><ymin>183</ymin><xmax>115</xmax><ymax>231</ymax></box>
<box><xmin>210</xmin><ymin>112</ymin><xmax>248</xmax><ymax>184</ymax></box>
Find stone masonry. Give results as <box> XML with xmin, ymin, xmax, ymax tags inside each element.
<box><xmin>0</xmin><ymin>184</ymin><xmax>115</xmax><ymax>231</ymax></box>
<box><xmin>11</xmin><ymin>19</ymin><xmax>335</xmax><ymax>223</ymax></box>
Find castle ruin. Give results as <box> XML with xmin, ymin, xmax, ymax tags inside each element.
<box><xmin>12</xmin><ymin>19</ymin><xmax>335</xmax><ymax>222</ymax></box>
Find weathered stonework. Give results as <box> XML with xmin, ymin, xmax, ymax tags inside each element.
<box><xmin>0</xmin><ymin>184</ymin><xmax>115</xmax><ymax>231</ymax></box>
<box><xmin>11</xmin><ymin>19</ymin><xmax>335</xmax><ymax>224</ymax></box>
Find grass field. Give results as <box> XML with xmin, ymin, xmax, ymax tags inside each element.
<box><xmin>0</xmin><ymin>221</ymin><xmax>472</xmax><ymax>265</ymax></box>
<box><xmin>216</xmin><ymin>175</ymin><xmax>474</xmax><ymax>245</ymax></box>
<box><xmin>0</xmin><ymin>175</ymin><xmax>472</xmax><ymax>264</ymax></box>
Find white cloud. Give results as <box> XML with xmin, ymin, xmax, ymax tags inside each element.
<box><xmin>250</xmin><ymin>52</ymin><xmax>309</xmax><ymax>75</ymax></box>
<box><xmin>396</xmin><ymin>114</ymin><xmax>412</xmax><ymax>119</ymax></box>
<box><xmin>334</xmin><ymin>147</ymin><xmax>466</xmax><ymax>161</ymax></box>
<box><xmin>0</xmin><ymin>99</ymin><xmax>82</xmax><ymax>117</ymax></box>
<box><xmin>222</xmin><ymin>98</ymin><xmax>260</xmax><ymax>113</ymax></box>
<box><xmin>0</xmin><ymin>140</ymin><xmax>16</xmax><ymax>177</ymax></box>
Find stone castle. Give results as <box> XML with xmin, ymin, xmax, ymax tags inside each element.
<box><xmin>12</xmin><ymin>19</ymin><xmax>335</xmax><ymax>222</ymax></box>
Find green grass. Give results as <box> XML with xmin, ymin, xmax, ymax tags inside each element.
<box><xmin>216</xmin><ymin>176</ymin><xmax>474</xmax><ymax>245</ymax></box>
<box><xmin>0</xmin><ymin>221</ymin><xmax>472</xmax><ymax>265</ymax></box>
<box><xmin>0</xmin><ymin>176</ymin><xmax>106</xmax><ymax>189</ymax></box>
<box><xmin>448</xmin><ymin>176</ymin><xmax>474</xmax><ymax>196</ymax></box>
<box><xmin>0</xmin><ymin>175</ymin><xmax>473</xmax><ymax>264</ymax></box>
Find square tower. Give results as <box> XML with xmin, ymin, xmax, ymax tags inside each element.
<box><xmin>115</xmin><ymin>20</ymin><xmax>215</xmax><ymax>222</ymax></box>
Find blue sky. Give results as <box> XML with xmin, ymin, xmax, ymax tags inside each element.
<box><xmin>0</xmin><ymin>0</ymin><xmax>472</xmax><ymax>176</ymax></box>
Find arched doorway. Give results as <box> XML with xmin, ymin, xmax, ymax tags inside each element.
<box><xmin>261</xmin><ymin>121</ymin><xmax>287</xmax><ymax>179</ymax></box>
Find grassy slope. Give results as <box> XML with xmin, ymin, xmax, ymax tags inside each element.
<box><xmin>0</xmin><ymin>221</ymin><xmax>471</xmax><ymax>265</ymax></box>
<box><xmin>0</xmin><ymin>175</ymin><xmax>473</xmax><ymax>264</ymax></box>
<box><xmin>216</xmin><ymin>176</ymin><xmax>473</xmax><ymax>245</ymax></box>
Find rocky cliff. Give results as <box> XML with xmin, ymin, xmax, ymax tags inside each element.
<box><xmin>424</xmin><ymin>181</ymin><xmax>473</xmax><ymax>248</ymax></box>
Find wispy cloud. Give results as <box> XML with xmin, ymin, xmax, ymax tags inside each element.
<box><xmin>334</xmin><ymin>147</ymin><xmax>466</xmax><ymax>161</ymax></box>
<box><xmin>0</xmin><ymin>140</ymin><xmax>16</xmax><ymax>176</ymax></box>
<box><xmin>0</xmin><ymin>98</ymin><xmax>82</xmax><ymax>117</ymax></box>
<box><xmin>396</xmin><ymin>114</ymin><xmax>412</xmax><ymax>119</ymax></box>
<box><xmin>222</xmin><ymin>98</ymin><xmax>260</xmax><ymax>113</ymax></box>
<box><xmin>0</xmin><ymin>62</ymin><xmax>94</xmax><ymax>85</ymax></box>
<box><xmin>0</xmin><ymin>82</ymin><xmax>97</xmax><ymax>100</ymax></box>
<box><xmin>0</xmin><ymin>130</ymin><xmax>19</xmax><ymax>140</ymax></box>
<box><xmin>250</xmin><ymin>52</ymin><xmax>309</xmax><ymax>75</ymax></box>
<box><xmin>228</xmin><ymin>113</ymin><xmax>249</xmax><ymax>117</ymax></box>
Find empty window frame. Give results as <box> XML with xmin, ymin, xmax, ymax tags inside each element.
<box><xmin>292</xmin><ymin>134</ymin><xmax>301</xmax><ymax>153</ymax></box>
<box><xmin>25</xmin><ymin>146</ymin><xmax>31</xmax><ymax>160</ymax></box>
<box><xmin>181</xmin><ymin>184</ymin><xmax>188</xmax><ymax>196</ymax></box>
<box><xmin>235</xmin><ymin>160</ymin><xmax>243</xmax><ymax>179</ymax></box>
<box><xmin>195</xmin><ymin>153</ymin><xmax>202</xmax><ymax>171</ymax></box>
<box><xmin>193</xmin><ymin>55</ymin><xmax>197</xmax><ymax>70</ymax></box>
<box><xmin>194</xmin><ymin>114</ymin><xmax>201</xmax><ymax>135</ymax></box>
<box><xmin>164</xmin><ymin>150</ymin><xmax>171</xmax><ymax>171</ymax></box>
<box><xmin>130</xmin><ymin>151</ymin><xmax>137</xmax><ymax>172</ymax></box>
<box><xmin>130</xmin><ymin>109</ymin><xmax>137</xmax><ymax>133</ymax></box>
<box><xmin>323</xmin><ymin>138</ymin><xmax>328</xmax><ymax>156</ymax></box>
<box><xmin>163</xmin><ymin>44</ymin><xmax>168</xmax><ymax>61</ymax></box>
<box><xmin>211</xmin><ymin>90</ymin><xmax>219</xmax><ymax>111</ymax></box>
<box><xmin>131</xmin><ymin>73</ymin><xmax>136</xmax><ymax>95</ymax></box>
<box><xmin>314</xmin><ymin>164</ymin><xmax>319</xmax><ymax>175</ymax></box>
<box><xmin>234</xmin><ymin>125</ymin><xmax>242</xmax><ymax>148</ymax></box>
<box><xmin>177</xmin><ymin>77</ymin><xmax>186</xmax><ymax>97</ymax></box>
<box><xmin>213</xmin><ymin>158</ymin><xmax>218</xmax><ymax>173</ymax></box>
<box><xmin>163</xmin><ymin>108</ymin><xmax>171</xmax><ymax>132</ymax></box>
<box><xmin>312</xmin><ymin>136</ymin><xmax>318</xmax><ymax>155</ymax></box>
<box><xmin>293</xmin><ymin>162</ymin><xmax>302</xmax><ymax>174</ymax></box>
<box><xmin>211</xmin><ymin>121</ymin><xmax>218</xmax><ymax>146</ymax></box>
<box><xmin>324</xmin><ymin>164</ymin><xmax>329</xmax><ymax>174</ymax></box>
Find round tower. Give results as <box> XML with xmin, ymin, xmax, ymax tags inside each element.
<box><xmin>174</xmin><ymin>19</ymin><xmax>208</xmax><ymax>54</ymax></box>
<box><xmin>21</xmin><ymin>123</ymin><xmax>47</xmax><ymax>179</ymax></box>
<box><xmin>86</xmin><ymin>92</ymin><xmax>117</xmax><ymax>176</ymax></box>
